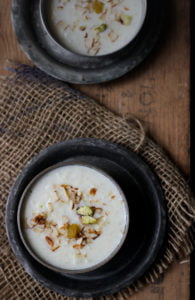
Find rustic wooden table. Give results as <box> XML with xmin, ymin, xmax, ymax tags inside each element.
<box><xmin>0</xmin><ymin>0</ymin><xmax>190</xmax><ymax>299</ymax></box>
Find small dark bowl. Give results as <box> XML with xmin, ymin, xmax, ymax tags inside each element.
<box><xmin>12</xmin><ymin>0</ymin><xmax>167</xmax><ymax>83</ymax></box>
<box><xmin>17</xmin><ymin>161</ymin><xmax>130</xmax><ymax>274</ymax></box>
<box><xmin>6</xmin><ymin>138</ymin><xmax>166</xmax><ymax>297</ymax></box>
<box><xmin>39</xmin><ymin>0</ymin><xmax>147</xmax><ymax>66</ymax></box>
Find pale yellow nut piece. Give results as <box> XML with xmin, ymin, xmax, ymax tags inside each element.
<box><xmin>120</xmin><ymin>14</ymin><xmax>132</xmax><ymax>25</ymax></box>
<box><xmin>81</xmin><ymin>216</ymin><xmax>97</xmax><ymax>224</ymax></box>
<box><xmin>77</xmin><ymin>206</ymin><xmax>94</xmax><ymax>216</ymax></box>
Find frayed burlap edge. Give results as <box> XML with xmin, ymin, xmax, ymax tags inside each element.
<box><xmin>0</xmin><ymin>64</ymin><xmax>195</xmax><ymax>300</ymax></box>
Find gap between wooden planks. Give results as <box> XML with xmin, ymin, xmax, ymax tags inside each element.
<box><xmin>0</xmin><ymin>0</ymin><xmax>190</xmax><ymax>299</ymax></box>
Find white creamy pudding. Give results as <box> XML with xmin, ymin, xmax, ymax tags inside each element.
<box><xmin>21</xmin><ymin>164</ymin><xmax>128</xmax><ymax>271</ymax></box>
<box><xmin>47</xmin><ymin>0</ymin><xmax>147</xmax><ymax>56</ymax></box>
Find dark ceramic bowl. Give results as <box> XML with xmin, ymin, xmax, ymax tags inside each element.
<box><xmin>39</xmin><ymin>0</ymin><xmax>147</xmax><ymax>59</ymax></box>
<box><xmin>6</xmin><ymin>138</ymin><xmax>166</xmax><ymax>297</ymax></box>
<box><xmin>11</xmin><ymin>0</ymin><xmax>167</xmax><ymax>83</ymax></box>
<box><xmin>17</xmin><ymin>161</ymin><xmax>130</xmax><ymax>274</ymax></box>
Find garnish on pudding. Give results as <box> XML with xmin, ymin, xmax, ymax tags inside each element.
<box><xmin>89</xmin><ymin>187</ymin><xmax>97</xmax><ymax>195</ymax></box>
<box><xmin>23</xmin><ymin>165</ymin><xmax>127</xmax><ymax>270</ymax></box>
<box><xmin>77</xmin><ymin>205</ymin><xmax>94</xmax><ymax>216</ymax></box>
<box><xmin>26</xmin><ymin>185</ymin><xmax>106</xmax><ymax>252</ymax></box>
<box><xmin>48</xmin><ymin>0</ymin><xmax>146</xmax><ymax>56</ymax></box>
<box><xmin>33</xmin><ymin>213</ymin><xmax>46</xmax><ymax>225</ymax></box>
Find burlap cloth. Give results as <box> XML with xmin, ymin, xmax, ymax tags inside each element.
<box><xmin>0</xmin><ymin>64</ymin><xmax>195</xmax><ymax>300</ymax></box>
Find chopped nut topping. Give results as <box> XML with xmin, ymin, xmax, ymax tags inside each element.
<box><xmin>50</xmin><ymin>0</ymin><xmax>138</xmax><ymax>56</ymax></box>
<box><xmin>108</xmin><ymin>30</ymin><xmax>119</xmax><ymax>42</ymax></box>
<box><xmin>73</xmin><ymin>244</ymin><xmax>83</xmax><ymax>249</ymax></box>
<box><xmin>79</xmin><ymin>26</ymin><xmax>86</xmax><ymax>31</ymax></box>
<box><xmin>67</xmin><ymin>224</ymin><xmax>81</xmax><ymax>239</ymax></box>
<box><xmin>81</xmin><ymin>216</ymin><xmax>97</xmax><ymax>224</ymax></box>
<box><xmin>92</xmin><ymin>0</ymin><xmax>104</xmax><ymax>14</ymax></box>
<box><xmin>95</xmin><ymin>24</ymin><xmax>107</xmax><ymax>32</ymax></box>
<box><xmin>88</xmin><ymin>229</ymin><xmax>101</xmax><ymax>239</ymax></box>
<box><xmin>52</xmin><ymin>185</ymin><xmax>68</xmax><ymax>202</ymax></box>
<box><xmin>89</xmin><ymin>188</ymin><xmax>97</xmax><ymax>195</ymax></box>
<box><xmin>96</xmin><ymin>216</ymin><xmax>105</xmax><ymax>225</ymax></box>
<box><xmin>45</xmin><ymin>236</ymin><xmax>54</xmax><ymax>247</ymax></box>
<box><xmin>77</xmin><ymin>206</ymin><xmax>94</xmax><ymax>216</ymax></box>
<box><xmin>94</xmin><ymin>207</ymin><xmax>103</xmax><ymax>214</ymax></box>
<box><xmin>61</xmin><ymin>184</ymin><xmax>82</xmax><ymax>207</ymax></box>
<box><xmin>59</xmin><ymin>223</ymin><xmax>69</xmax><ymax>230</ymax></box>
<box><xmin>26</xmin><ymin>181</ymin><xmax>109</xmax><ymax>253</ymax></box>
<box><xmin>33</xmin><ymin>227</ymin><xmax>45</xmax><ymax>233</ymax></box>
<box><xmin>33</xmin><ymin>214</ymin><xmax>46</xmax><ymax>225</ymax></box>
<box><xmin>119</xmin><ymin>14</ymin><xmax>132</xmax><ymax>25</ymax></box>
<box><xmin>52</xmin><ymin>245</ymin><xmax>61</xmax><ymax>252</ymax></box>
<box><xmin>99</xmin><ymin>8</ymin><xmax>108</xmax><ymax>21</ymax></box>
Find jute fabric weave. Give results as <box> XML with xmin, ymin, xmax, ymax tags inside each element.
<box><xmin>0</xmin><ymin>65</ymin><xmax>195</xmax><ymax>299</ymax></box>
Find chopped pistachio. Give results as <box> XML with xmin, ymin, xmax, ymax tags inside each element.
<box><xmin>95</xmin><ymin>23</ymin><xmax>107</xmax><ymax>32</ymax></box>
<box><xmin>77</xmin><ymin>206</ymin><xmax>94</xmax><ymax>216</ymax></box>
<box><xmin>120</xmin><ymin>14</ymin><xmax>132</xmax><ymax>25</ymax></box>
<box><xmin>81</xmin><ymin>216</ymin><xmax>97</xmax><ymax>224</ymax></box>
<box><xmin>67</xmin><ymin>224</ymin><xmax>80</xmax><ymax>239</ymax></box>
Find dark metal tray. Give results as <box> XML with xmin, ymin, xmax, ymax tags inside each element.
<box><xmin>6</xmin><ymin>138</ymin><xmax>166</xmax><ymax>297</ymax></box>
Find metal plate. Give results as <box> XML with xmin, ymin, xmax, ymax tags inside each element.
<box><xmin>12</xmin><ymin>0</ymin><xmax>167</xmax><ymax>84</ymax></box>
<box><xmin>6</xmin><ymin>138</ymin><xmax>166</xmax><ymax>297</ymax></box>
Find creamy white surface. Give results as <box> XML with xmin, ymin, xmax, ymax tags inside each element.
<box><xmin>47</xmin><ymin>0</ymin><xmax>147</xmax><ymax>55</ymax></box>
<box><xmin>22</xmin><ymin>165</ymin><xmax>128</xmax><ymax>270</ymax></box>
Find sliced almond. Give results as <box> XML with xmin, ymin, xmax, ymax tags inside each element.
<box><xmin>108</xmin><ymin>30</ymin><xmax>119</xmax><ymax>42</ymax></box>
<box><xmin>45</xmin><ymin>236</ymin><xmax>54</xmax><ymax>247</ymax></box>
<box><xmin>73</xmin><ymin>244</ymin><xmax>83</xmax><ymax>249</ymax></box>
<box><xmin>52</xmin><ymin>245</ymin><xmax>61</xmax><ymax>252</ymax></box>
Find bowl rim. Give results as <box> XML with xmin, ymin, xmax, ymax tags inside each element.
<box><xmin>17</xmin><ymin>160</ymin><xmax>130</xmax><ymax>274</ymax></box>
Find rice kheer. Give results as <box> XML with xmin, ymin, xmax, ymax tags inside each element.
<box><xmin>47</xmin><ymin>0</ymin><xmax>147</xmax><ymax>55</ymax></box>
<box><xmin>21</xmin><ymin>165</ymin><xmax>128</xmax><ymax>271</ymax></box>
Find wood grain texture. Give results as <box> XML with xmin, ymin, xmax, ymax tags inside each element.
<box><xmin>0</xmin><ymin>0</ymin><xmax>190</xmax><ymax>299</ymax></box>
